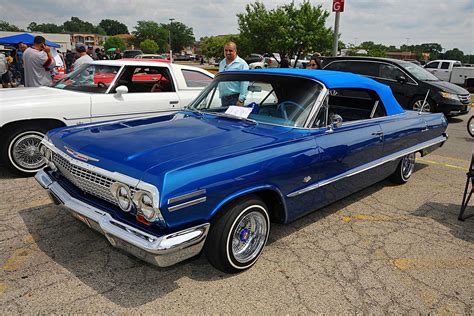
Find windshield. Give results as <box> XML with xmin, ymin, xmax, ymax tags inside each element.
<box><xmin>398</xmin><ymin>60</ymin><xmax>439</xmax><ymax>81</ymax></box>
<box><xmin>53</xmin><ymin>64</ymin><xmax>121</xmax><ymax>93</ymax></box>
<box><xmin>188</xmin><ymin>74</ymin><xmax>323</xmax><ymax>127</ymax></box>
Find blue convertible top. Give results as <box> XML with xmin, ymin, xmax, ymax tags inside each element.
<box><xmin>223</xmin><ymin>68</ymin><xmax>405</xmax><ymax>115</ymax></box>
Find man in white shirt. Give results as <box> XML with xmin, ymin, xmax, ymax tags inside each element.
<box><xmin>72</xmin><ymin>43</ymin><xmax>93</xmax><ymax>71</ymax></box>
<box><xmin>23</xmin><ymin>36</ymin><xmax>56</xmax><ymax>87</ymax></box>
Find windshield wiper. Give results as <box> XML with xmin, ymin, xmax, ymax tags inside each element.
<box><xmin>209</xmin><ymin>112</ymin><xmax>258</xmax><ymax>125</ymax></box>
<box><xmin>183</xmin><ymin>107</ymin><xmax>203</xmax><ymax>116</ymax></box>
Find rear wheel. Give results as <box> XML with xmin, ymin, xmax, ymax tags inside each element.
<box><xmin>205</xmin><ymin>195</ymin><xmax>270</xmax><ymax>273</ymax></box>
<box><xmin>1</xmin><ymin>123</ymin><xmax>53</xmax><ymax>176</ymax></box>
<box><xmin>390</xmin><ymin>153</ymin><xmax>416</xmax><ymax>184</ymax></box>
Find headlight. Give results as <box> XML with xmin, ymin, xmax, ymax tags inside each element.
<box><xmin>111</xmin><ymin>183</ymin><xmax>132</xmax><ymax>212</ymax></box>
<box><xmin>133</xmin><ymin>191</ymin><xmax>165</xmax><ymax>223</ymax></box>
<box><xmin>439</xmin><ymin>91</ymin><xmax>459</xmax><ymax>101</ymax></box>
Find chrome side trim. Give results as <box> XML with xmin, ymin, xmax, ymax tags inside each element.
<box><xmin>66</xmin><ymin>109</ymin><xmax>177</xmax><ymax>121</ymax></box>
<box><xmin>34</xmin><ymin>169</ymin><xmax>210</xmax><ymax>267</ymax></box>
<box><xmin>168</xmin><ymin>197</ymin><xmax>207</xmax><ymax>212</ymax></box>
<box><xmin>168</xmin><ymin>189</ymin><xmax>206</xmax><ymax>205</ymax></box>
<box><xmin>287</xmin><ymin>135</ymin><xmax>447</xmax><ymax>198</ymax></box>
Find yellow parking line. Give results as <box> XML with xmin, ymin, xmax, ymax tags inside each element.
<box><xmin>392</xmin><ymin>258</ymin><xmax>474</xmax><ymax>270</ymax></box>
<box><xmin>0</xmin><ymin>283</ymin><xmax>6</xmax><ymax>295</ymax></box>
<box><xmin>341</xmin><ymin>214</ymin><xmax>409</xmax><ymax>222</ymax></box>
<box><xmin>2</xmin><ymin>248</ymin><xmax>32</xmax><ymax>271</ymax></box>
<box><xmin>417</xmin><ymin>158</ymin><xmax>469</xmax><ymax>171</ymax></box>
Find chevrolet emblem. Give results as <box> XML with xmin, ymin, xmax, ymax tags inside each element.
<box><xmin>64</xmin><ymin>146</ymin><xmax>99</xmax><ymax>162</ymax></box>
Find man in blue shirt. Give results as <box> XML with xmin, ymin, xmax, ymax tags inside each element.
<box><xmin>218</xmin><ymin>41</ymin><xmax>249</xmax><ymax>106</ymax></box>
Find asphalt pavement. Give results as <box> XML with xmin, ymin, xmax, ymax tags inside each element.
<box><xmin>0</xmin><ymin>113</ymin><xmax>473</xmax><ymax>313</ymax></box>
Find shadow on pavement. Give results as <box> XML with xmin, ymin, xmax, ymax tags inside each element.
<box><xmin>411</xmin><ymin>202</ymin><xmax>473</xmax><ymax>243</ymax></box>
<box><xmin>0</xmin><ymin>166</ymin><xmax>17</xmax><ymax>180</ymax></box>
<box><xmin>447</xmin><ymin>117</ymin><xmax>463</xmax><ymax>124</ymax></box>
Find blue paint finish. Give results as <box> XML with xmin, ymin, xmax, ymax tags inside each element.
<box><xmin>44</xmin><ymin>70</ymin><xmax>448</xmax><ymax>236</ymax></box>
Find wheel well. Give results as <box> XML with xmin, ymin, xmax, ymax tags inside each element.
<box><xmin>0</xmin><ymin>119</ymin><xmax>66</xmax><ymax>136</ymax></box>
<box><xmin>213</xmin><ymin>189</ymin><xmax>287</xmax><ymax>224</ymax></box>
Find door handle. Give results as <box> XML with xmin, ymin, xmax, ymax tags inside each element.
<box><xmin>169</xmin><ymin>101</ymin><xmax>179</xmax><ymax>105</ymax></box>
<box><xmin>372</xmin><ymin>131</ymin><xmax>383</xmax><ymax>136</ymax></box>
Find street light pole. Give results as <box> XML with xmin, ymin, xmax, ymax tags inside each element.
<box><xmin>169</xmin><ymin>18</ymin><xmax>175</xmax><ymax>63</ymax></box>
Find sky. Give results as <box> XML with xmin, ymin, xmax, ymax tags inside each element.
<box><xmin>1</xmin><ymin>0</ymin><xmax>473</xmax><ymax>54</ymax></box>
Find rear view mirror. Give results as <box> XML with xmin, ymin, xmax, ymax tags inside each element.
<box><xmin>396</xmin><ymin>75</ymin><xmax>407</xmax><ymax>84</ymax></box>
<box><xmin>115</xmin><ymin>85</ymin><xmax>128</xmax><ymax>96</ymax></box>
<box><xmin>248</xmin><ymin>85</ymin><xmax>262</xmax><ymax>93</ymax></box>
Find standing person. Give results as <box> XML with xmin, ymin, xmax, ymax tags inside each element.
<box><xmin>87</xmin><ymin>45</ymin><xmax>97</xmax><ymax>60</ymax></box>
<box><xmin>72</xmin><ymin>43</ymin><xmax>93</xmax><ymax>71</ymax></box>
<box><xmin>308</xmin><ymin>57</ymin><xmax>322</xmax><ymax>69</ymax></box>
<box><xmin>23</xmin><ymin>36</ymin><xmax>56</xmax><ymax>87</ymax></box>
<box><xmin>15</xmin><ymin>42</ymin><xmax>27</xmax><ymax>85</ymax></box>
<box><xmin>218</xmin><ymin>41</ymin><xmax>249</xmax><ymax>106</ymax></box>
<box><xmin>65</xmin><ymin>49</ymin><xmax>74</xmax><ymax>73</ymax></box>
<box><xmin>114</xmin><ymin>48</ymin><xmax>122</xmax><ymax>60</ymax></box>
<box><xmin>98</xmin><ymin>48</ymin><xmax>109</xmax><ymax>60</ymax></box>
<box><xmin>94</xmin><ymin>48</ymin><xmax>101</xmax><ymax>60</ymax></box>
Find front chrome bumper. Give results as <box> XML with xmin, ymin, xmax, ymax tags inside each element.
<box><xmin>35</xmin><ymin>169</ymin><xmax>210</xmax><ymax>267</ymax></box>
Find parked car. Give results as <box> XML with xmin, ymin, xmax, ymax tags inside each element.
<box><xmin>244</xmin><ymin>53</ymin><xmax>264</xmax><ymax>65</ymax></box>
<box><xmin>249</xmin><ymin>53</ymin><xmax>281</xmax><ymax>69</ymax></box>
<box><xmin>122</xmin><ymin>50</ymin><xmax>143</xmax><ymax>58</ymax></box>
<box><xmin>403</xmin><ymin>59</ymin><xmax>422</xmax><ymax>66</ymax></box>
<box><xmin>134</xmin><ymin>54</ymin><xmax>166</xmax><ymax>60</ymax></box>
<box><xmin>290</xmin><ymin>55</ymin><xmax>311</xmax><ymax>68</ymax></box>
<box><xmin>323</xmin><ymin>56</ymin><xmax>471</xmax><ymax>116</ymax></box>
<box><xmin>424</xmin><ymin>59</ymin><xmax>474</xmax><ymax>91</ymax></box>
<box><xmin>35</xmin><ymin>68</ymin><xmax>447</xmax><ymax>273</ymax></box>
<box><xmin>0</xmin><ymin>59</ymin><xmax>213</xmax><ymax>175</ymax></box>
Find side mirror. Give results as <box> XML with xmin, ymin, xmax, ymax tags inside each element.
<box><xmin>330</xmin><ymin>114</ymin><xmax>343</xmax><ymax>129</ymax></box>
<box><xmin>115</xmin><ymin>85</ymin><xmax>128</xmax><ymax>96</ymax></box>
<box><xmin>396</xmin><ymin>75</ymin><xmax>407</xmax><ymax>84</ymax></box>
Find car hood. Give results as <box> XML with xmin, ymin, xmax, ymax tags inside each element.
<box><xmin>0</xmin><ymin>86</ymin><xmax>83</xmax><ymax>105</ymax></box>
<box><xmin>424</xmin><ymin>80</ymin><xmax>469</xmax><ymax>94</ymax></box>
<box><xmin>49</xmin><ymin>113</ymin><xmax>292</xmax><ymax>181</ymax></box>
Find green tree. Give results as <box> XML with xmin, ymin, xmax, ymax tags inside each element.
<box><xmin>140</xmin><ymin>39</ymin><xmax>159</xmax><ymax>53</ymax></box>
<box><xmin>63</xmin><ymin>17</ymin><xmax>95</xmax><ymax>32</ymax></box>
<box><xmin>238</xmin><ymin>1</ymin><xmax>333</xmax><ymax>66</ymax></box>
<box><xmin>200</xmin><ymin>34</ymin><xmax>241</xmax><ymax>59</ymax></box>
<box><xmin>104</xmin><ymin>36</ymin><xmax>126</xmax><ymax>51</ymax></box>
<box><xmin>132</xmin><ymin>21</ymin><xmax>168</xmax><ymax>51</ymax></box>
<box><xmin>27</xmin><ymin>22</ymin><xmax>63</xmax><ymax>33</ymax></box>
<box><xmin>98</xmin><ymin>19</ymin><xmax>129</xmax><ymax>36</ymax></box>
<box><xmin>0</xmin><ymin>20</ymin><xmax>22</xmax><ymax>31</ymax></box>
<box><xmin>164</xmin><ymin>21</ymin><xmax>195</xmax><ymax>53</ymax></box>
<box><xmin>443</xmin><ymin>48</ymin><xmax>464</xmax><ymax>61</ymax></box>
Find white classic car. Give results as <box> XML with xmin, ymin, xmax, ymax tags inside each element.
<box><xmin>0</xmin><ymin>59</ymin><xmax>214</xmax><ymax>175</ymax></box>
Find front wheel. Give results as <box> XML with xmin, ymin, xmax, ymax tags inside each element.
<box><xmin>1</xmin><ymin>124</ymin><xmax>49</xmax><ymax>176</ymax></box>
<box><xmin>411</xmin><ymin>97</ymin><xmax>435</xmax><ymax>113</ymax></box>
<box><xmin>390</xmin><ymin>153</ymin><xmax>416</xmax><ymax>184</ymax></box>
<box><xmin>205</xmin><ymin>196</ymin><xmax>270</xmax><ymax>273</ymax></box>
<box><xmin>468</xmin><ymin>116</ymin><xmax>474</xmax><ymax>137</ymax></box>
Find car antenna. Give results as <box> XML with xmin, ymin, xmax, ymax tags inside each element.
<box><xmin>419</xmin><ymin>89</ymin><xmax>430</xmax><ymax>114</ymax></box>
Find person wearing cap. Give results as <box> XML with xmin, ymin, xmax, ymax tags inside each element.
<box><xmin>22</xmin><ymin>36</ymin><xmax>56</xmax><ymax>87</ymax></box>
<box><xmin>72</xmin><ymin>43</ymin><xmax>93</xmax><ymax>71</ymax></box>
<box><xmin>98</xmin><ymin>48</ymin><xmax>109</xmax><ymax>60</ymax></box>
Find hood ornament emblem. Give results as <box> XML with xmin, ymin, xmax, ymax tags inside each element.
<box><xmin>64</xmin><ymin>146</ymin><xmax>99</xmax><ymax>162</ymax></box>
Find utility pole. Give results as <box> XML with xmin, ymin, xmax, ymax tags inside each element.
<box><xmin>331</xmin><ymin>0</ymin><xmax>344</xmax><ymax>56</ymax></box>
<box><xmin>169</xmin><ymin>18</ymin><xmax>175</xmax><ymax>63</ymax></box>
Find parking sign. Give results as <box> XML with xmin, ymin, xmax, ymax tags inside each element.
<box><xmin>333</xmin><ymin>0</ymin><xmax>345</xmax><ymax>12</ymax></box>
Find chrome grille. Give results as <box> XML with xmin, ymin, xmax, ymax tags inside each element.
<box><xmin>52</xmin><ymin>152</ymin><xmax>135</xmax><ymax>205</ymax></box>
<box><xmin>458</xmin><ymin>94</ymin><xmax>471</xmax><ymax>104</ymax></box>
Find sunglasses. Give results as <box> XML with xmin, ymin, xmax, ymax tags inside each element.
<box><xmin>309</xmin><ymin>63</ymin><xmax>317</xmax><ymax>67</ymax></box>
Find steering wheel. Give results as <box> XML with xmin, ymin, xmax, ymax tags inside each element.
<box><xmin>97</xmin><ymin>82</ymin><xmax>107</xmax><ymax>88</ymax></box>
<box><xmin>277</xmin><ymin>101</ymin><xmax>305</xmax><ymax>120</ymax></box>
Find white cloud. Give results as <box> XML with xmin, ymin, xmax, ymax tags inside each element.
<box><xmin>0</xmin><ymin>0</ymin><xmax>472</xmax><ymax>53</ymax></box>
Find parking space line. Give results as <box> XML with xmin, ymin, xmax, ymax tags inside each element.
<box><xmin>0</xmin><ymin>283</ymin><xmax>6</xmax><ymax>295</ymax></box>
<box><xmin>2</xmin><ymin>248</ymin><xmax>32</xmax><ymax>271</ymax></box>
<box><xmin>417</xmin><ymin>158</ymin><xmax>469</xmax><ymax>171</ymax></box>
<box><xmin>341</xmin><ymin>214</ymin><xmax>409</xmax><ymax>222</ymax></box>
<box><xmin>392</xmin><ymin>258</ymin><xmax>474</xmax><ymax>270</ymax></box>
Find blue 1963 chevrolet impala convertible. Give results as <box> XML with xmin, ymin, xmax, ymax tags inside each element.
<box><xmin>35</xmin><ymin>69</ymin><xmax>448</xmax><ymax>273</ymax></box>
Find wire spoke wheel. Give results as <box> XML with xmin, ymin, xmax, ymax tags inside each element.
<box><xmin>401</xmin><ymin>153</ymin><xmax>416</xmax><ymax>180</ymax></box>
<box><xmin>9</xmin><ymin>132</ymin><xmax>45</xmax><ymax>171</ymax></box>
<box><xmin>231</xmin><ymin>210</ymin><xmax>268</xmax><ymax>264</ymax></box>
